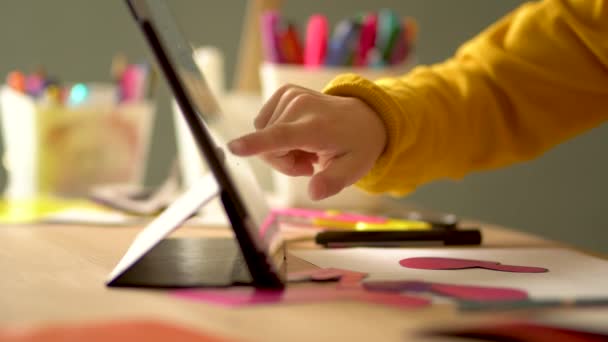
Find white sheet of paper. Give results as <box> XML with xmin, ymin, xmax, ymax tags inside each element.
<box><xmin>291</xmin><ymin>247</ymin><xmax>608</xmax><ymax>300</ymax></box>
<box><xmin>42</xmin><ymin>208</ymin><xmax>140</xmax><ymax>226</ymax></box>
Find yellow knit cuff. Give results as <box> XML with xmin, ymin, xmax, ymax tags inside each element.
<box><xmin>322</xmin><ymin>74</ymin><xmax>415</xmax><ymax>194</ymax></box>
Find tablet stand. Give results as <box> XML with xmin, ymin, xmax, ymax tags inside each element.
<box><xmin>106</xmin><ymin>173</ymin><xmax>251</xmax><ymax>287</ymax></box>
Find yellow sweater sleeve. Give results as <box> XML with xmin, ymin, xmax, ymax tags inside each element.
<box><xmin>323</xmin><ymin>0</ymin><xmax>608</xmax><ymax>196</ymax></box>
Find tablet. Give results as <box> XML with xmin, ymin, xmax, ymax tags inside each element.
<box><xmin>107</xmin><ymin>0</ymin><xmax>284</xmax><ymax>288</ymax></box>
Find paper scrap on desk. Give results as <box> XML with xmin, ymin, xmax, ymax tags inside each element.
<box><xmin>0</xmin><ymin>197</ymin><xmax>136</xmax><ymax>225</ymax></box>
<box><xmin>363</xmin><ymin>280</ymin><xmax>529</xmax><ymax>302</ymax></box>
<box><xmin>172</xmin><ymin>286</ymin><xmax>430</xmax><ymax>309</ymax></box>
<box><xmin>288</xmin><ymin>268</ymin><xmax>345</xmax><ymax>282</ymax></box>
<box><xmin>287</xmin><ymin>267</ymin><xmax>369</xmax><ymax>291</ymax></box>
<box><xmin>0</xmin><ymin>319</ymin><xmax>237</xmax><ymax>342</ymax></box>
<box><xmin>400</xmin><ymin>257</ymin><xmax>548</xmax><ymax>273</ymax></box>
<box><xmin>337</xmin><ymin>270</ymin><xmax>368</xmax><ymax>289</ymax></box>
<box><xmin>42</xmin><ymin>208</ymin><xmax>141</xmax><ymax>226</ymax></box>
<box><xmin>291</xmin><ymin>247</ymin><xmax>608</xmax><ymax>300</ymax></box>
<box><xmin>535</xmin><ymin>308</ymin><xmax>608</xmax><ymax>336</ymax></box>
<box><xmin>424</xmin><ymin>321</ymin><xmax>608</xmax><ymax>342</ymax></box>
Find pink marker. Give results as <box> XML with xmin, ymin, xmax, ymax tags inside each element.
<box><xmin>25</xmin><ymin>74</ymin><xmax>45</xmax><ymax>97</ymax></box>
<box><xmin>355</xmin><ymin>13</ymin><xmax>377</xmax><ymax>66</ymax></box>
<box><xmin>304</xmin><ymin>14</ymin><xmax>328</xmax><ymax>68</ymax></box>
<box><xmin>119</xmin><ymin>64</ymin><xmax>146</xmax><ymax>102</ymax></box>
<box><xmin>272</xmin><ymin>207</ymin><xmax>387</xmax><ymax>224</ymax></box>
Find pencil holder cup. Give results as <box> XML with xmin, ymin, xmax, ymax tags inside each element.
<box><xmin>173</xmin><ymin>46</ymin><xmax>228</xmax><ymax>190</ymax></box>
<box><xmin>259</xmin><ymin>61</ymin><xmax>415</xmax><ymax>210</ymax></box>
<box><xmin>0</xmin><ymin>84</ymin><xmax>155</xmax><ymax>199</ymax></box>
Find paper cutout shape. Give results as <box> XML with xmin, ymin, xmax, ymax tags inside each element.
<box><xmin>287</xmin><ymin>268</ymin><xmax>347</xmax><ymax>282</ymax></box>
<box><xmin>336</xmin><ymin>270</ymin><xmax>368</xmax><ymax>289</ymax></box>
<box><xmin>172</xmin><ymin>286</ymin><xmax>430</xmax><ymax>309</ymax></box>
<box><xmin>354</xmin><ymin>290</ymin><xmax>431</xmax><ymax>309</ymax></box>
<box><xmin>363</xmin><ymin>280</ymin><xmax>431</xmax><ymax>293</ymax></box>
<box><xmin>0</xmin><ymin>319</ymin><xmax>236</xmax><ymax>342</ymax></box>
<box><xmin>173</xmin><ymin>267</ymin><xmax>430</xmax><ymax>309</ymax></box>
<box><xmin>363</xmin><ymin>280</ymin><xmax>529</xmax><ymax>302</ymax></box>
<box><xmin>399</xmin><ymin>257</ymin><xmax>548</xmax><ymax>273</ymax></box>
<box><xmin>287</xmin><ymin>267</ymin><xmax>368</xmax><ymax>288</ymax></box>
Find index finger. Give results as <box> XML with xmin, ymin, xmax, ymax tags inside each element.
<box><xmin>228</xmin><ymin>123</ymin><xmax>318</xmax><ymax>156</ymax></box>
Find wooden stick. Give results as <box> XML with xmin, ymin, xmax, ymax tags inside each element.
<box><xmin>233</xmin><ymin>0</ymin><xmax>283</xmax><ymax>93</ymax></box>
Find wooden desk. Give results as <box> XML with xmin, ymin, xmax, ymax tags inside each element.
<box><xmin>0</xmin><ymin>219</ymin><xmax>569</xmax><ymax>342</ymax></box>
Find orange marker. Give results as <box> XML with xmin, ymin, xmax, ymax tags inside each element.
<box><xmin>404</xmin><ymin>16</ymin><xmax>418</xmax><ymax>47</ymax></box>
<box><xmin>280</xmin><ymin>23</ymin><xmax>304</xmax><ymax>64</ymax></box>
<box><xmin>6</xmin><ymin>71</ymin><xmax>26</xmax><ymax>93</ymax></box>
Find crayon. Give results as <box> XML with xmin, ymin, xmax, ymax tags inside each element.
<box><xmin>6</xmin><ymin>71</ymin><xmax>26</xmax><ymax>93</ymax></box>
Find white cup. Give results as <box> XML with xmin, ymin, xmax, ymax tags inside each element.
<box><xmin>0</xmin><ymin>85</ymin><xmax>154</xmax><ymax>199</ymax></box>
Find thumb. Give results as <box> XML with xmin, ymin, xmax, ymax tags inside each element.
<box><xmin>308</xmin><ymin>155</ymin><xmax>361</xmax><ymax>201</ymax></box>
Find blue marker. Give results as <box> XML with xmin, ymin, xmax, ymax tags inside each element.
<box><xmin>325</xmin><ymin>19</ymin><xmax>360</xmax><ymax>67</ymax></box>
<box><xmin>68</xmin><ymin>83</ymin><xmax>88</xmax><ymax>106</ymax></box>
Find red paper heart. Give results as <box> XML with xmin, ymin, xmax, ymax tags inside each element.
<box><xmin>400</xmin><ymin>257</ymin><xmax>547</xmax><ymax>273</ymax></box>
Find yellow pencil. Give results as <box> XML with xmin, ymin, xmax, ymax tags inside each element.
<box><xmin>312</xmin><ymin>218</ymin><xmax>432</xmax><ymax>231</ymax></box>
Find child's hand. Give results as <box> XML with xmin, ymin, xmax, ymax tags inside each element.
<box><xmin>228</xmin><ymin>85</ymin><xmax>387</xmax><ymax>201</ymax></box>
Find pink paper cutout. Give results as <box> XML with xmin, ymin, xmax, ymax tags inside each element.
<box><xmin>172</xmin><ymin>287</ymin><xmax>430</xmax><ymax>309</ymax></box>
<box><xmin>312</xmin><ymin>268</ymin><xmax>352</xmax><ymax>281</ymax></box>
<box><xmin>286</xmin><ymin>268</ymin><xmax>367</xmax><ymax>283</ymax></box>
<box><xmin>363</xmin><ymin>280</ymin><xmax>529</xmax><ymax>302</ymax></box>
<box><xmin>173</xmin><ymin>268</ymin><xmax>428</xmax><ymax>309</ymax></box>
<box><xmin>337</xmin><ymin>271</ymin><xmax>368</xmax><ymax>289</ymax></box>
<box><xmin>353</xmin><ymin>291</ymin><xmax>431</xmax><ymax>309</ymax></box>
<box><xmin>399</xmin><ymin>257</ymin><xmax>548</xmax><ymax>273</ymax></box>
<box><xmin>286</xmin><ymin>269</ymin><xmax>324</xmax><ymax>282</ymax></box>
<box><xmin>362</xmin><ymin>280</ymin><xmax>431</xmax><ymax>293</ymax></box>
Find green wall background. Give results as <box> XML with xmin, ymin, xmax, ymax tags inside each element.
<box><xmin>0</xmin><ymin>1</ymin><xmax>606</xmax><ymax>252</ymax></box>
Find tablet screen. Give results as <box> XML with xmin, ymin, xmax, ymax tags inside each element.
<box><xmin>138</xmin><ymin>0</ymin><xmax>281</xmax><ymax>254</ymax></box>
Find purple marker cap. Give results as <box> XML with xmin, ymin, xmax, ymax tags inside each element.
<box><xmin>260</xmin><ymin>11</ymin><xmax>284</xmax><ymax>64</ymax></box>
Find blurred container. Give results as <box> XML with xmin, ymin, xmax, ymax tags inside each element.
<box><xmin>173</xmin><ymin>46</ymin><xmax>226</xmax><ymax>189</ymax></box>
<box><xmin>259</xmin><ymin>60</ymin><xmax>415</xmax><ymax>210</ymax></box>
<box><xmin>0</xmin><ymin>84</ymin><xmax>154</xmax><ymax>199</ymax></box>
